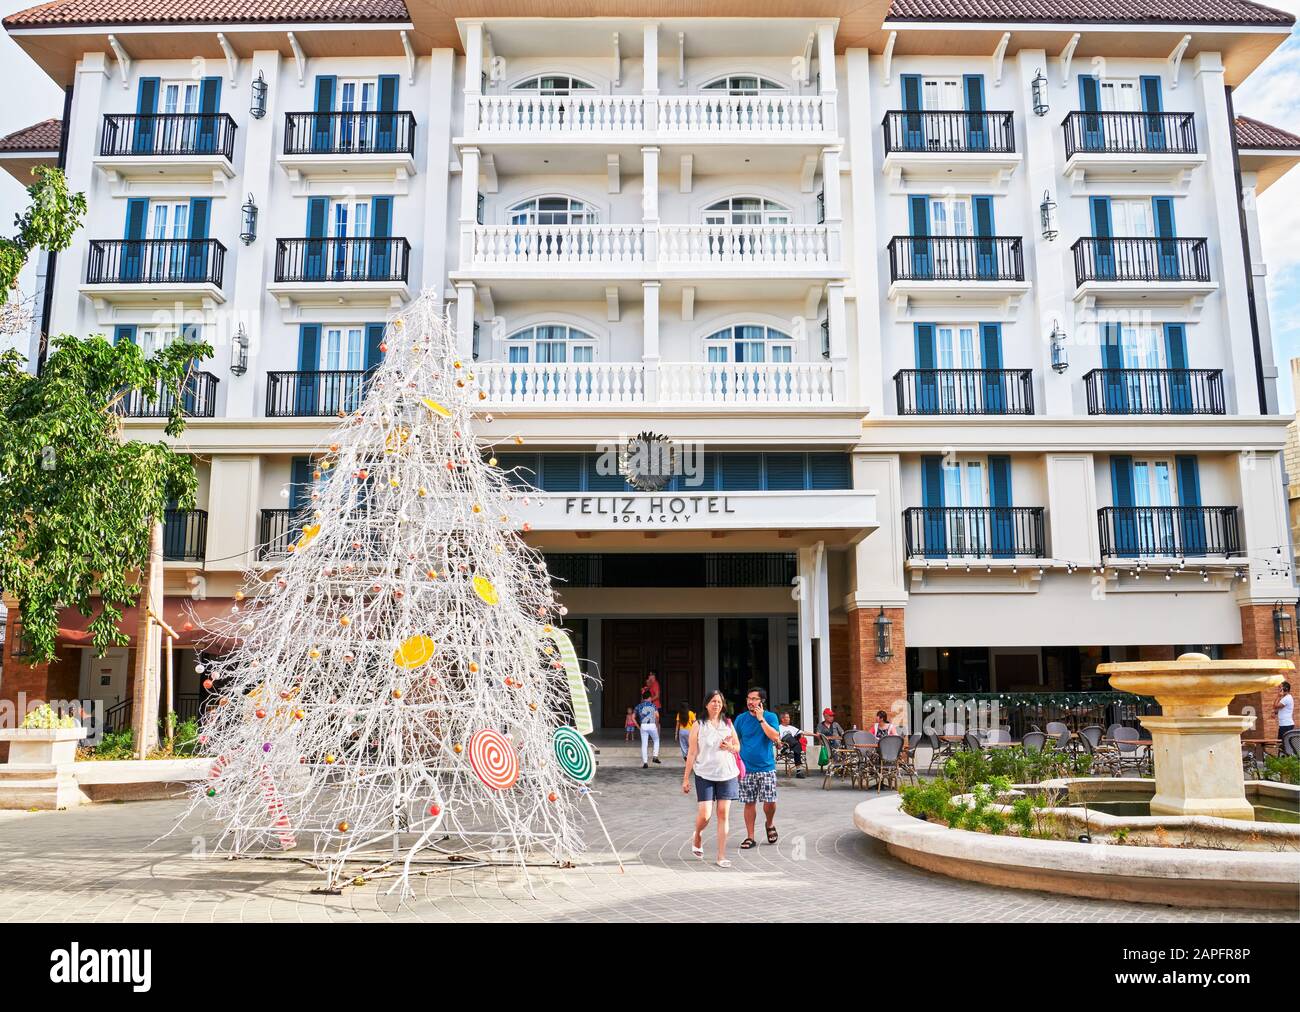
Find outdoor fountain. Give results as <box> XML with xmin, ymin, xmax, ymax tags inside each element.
<box><xmin>1098</xmin><ymin>652</ymin><xmax>1290</xmax><ymax>821</ymax></box>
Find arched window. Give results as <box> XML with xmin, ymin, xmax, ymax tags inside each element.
<box><xmin>705</xmin><ymin>325</ymin><xmax>794</xmax><ymax>363</ymax></box>
<box><xmin>703</xmin><ymin>196</ymin><xmax>791</xmax><ymax>226</ymax></box>
<box><xmin>701</xmin><ymin>74</ymin><xmax>785</xmax><ymax>96</ymax></box>
<box><xmin>512</xmin><ymin>75</ymin><xmax>596</xmax><ymax>96</ymax></box>
<box><xmin>508</xmin><ymin>196</ymin><xmax>596</xmax><ymax>226</ymax></box>
<box><xmin>508</xmin><ymin>324</ymin><xmax>596</xmax><ymax>364</ymax></box>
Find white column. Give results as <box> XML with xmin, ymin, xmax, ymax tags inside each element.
<box><xmin>641</xmin><ymin>145</ymin><xmax>659</xmax><ymax>262</ymax></box>
<box><xmin>826</xmin><ymin>281</ymin><xmax>849</xmax><ymax>401</ymax></box>
<box><xmin>422</xmin><ymin>49</ymin><xmax>455</xmax><ymax>295</ymax></box>
<box><xmin>847</xmin><ymin>453</ymin><xmax>908</xmax><ymax>611</ymax></box>
<box><xmin>816</xmin><ymin>23</ymin><xmax>838</xmax><ymax>132</ymax></box>
<box><xmin>813</xmin><ymin>542</ymin><xmax>832</xmax><ymax>719</ymax></box>
<box><xmin>1238</xmin><ymin>450</ymin><xmax>1294</xmax><ymax>602</ymax></box>
<box><xmin>459</xmin><ymin>146</ymin><xmax>480</xmax><ymax>265</ymax></box>
<box><xmin>642</xmin><ymin>280</ymin><xmax>660</xmax><ymax>401</ymax></box>
<box><xmin>58</xmin><ymin>54</ymin><xmax>110</xmax><ymax>339</ymax></box>
<box><xmin>821</xmin><ymin>146</ymin><xmax>843</xmax><ymax>263</ymax></box>
<box><xmin>462</xmin><ymin>22</ymin><xmax>484</xmax><ymax>135</ymax></box>
<box><xmin>797</xmin><ymin>547</ymin><xmax>816</xmax><ymax>723</ymax></box>
<box><xmin>1241</xmin><ymin>171</ymin><xmax>1280</xmax><ymax>414</ymax></box>
<box><xmin>642</xmin><ymin>23</ymin><xmax>659</xmax><ymax>131</ymax></box>
<box><xmin>844</xmin><ymin>50</ymin><xmax>885</xmax><ymax>417</ymax></box>
<box><xmin>455</xmin><ymin>282</ymin><xmax>476</xmax><ymax>359</ymax></box>
<box><xmin>1196</xmin><ymin>52</ymin><xmax>1260</xmax><ymax>415</ymax></box>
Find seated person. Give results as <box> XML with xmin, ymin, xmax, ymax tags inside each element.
<box><xmin>777</xmin><ymin>712</ymin><xmax>806</xmax><ymax>778</ymax></box>
<box><xmin>870</xmin><ymin>709</ymin><xmax>901</xmax><ymax>738</ymax></box>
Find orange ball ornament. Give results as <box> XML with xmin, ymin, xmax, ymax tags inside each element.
<box><xmin>548</xmin><ymin>793</ymin><xmax>558</xmax><ymax>803</ymax></box>
<box><xmin>337</xmin><ymin>821</ymin><xmax>350</xmax><ymax>833</ymax></box>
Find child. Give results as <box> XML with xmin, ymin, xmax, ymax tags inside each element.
<box><xmin>624</xmin><ymin>707</ymin><xmax>637</xmax><ymax>742</ymax></box>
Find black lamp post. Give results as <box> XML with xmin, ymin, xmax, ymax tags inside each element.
<box><xmin>250</xmin><ymin>71</ymin><xmax>268</xmax><ymax>119</ymax></box>
<box><xmin>874</xmin><ymin>607</ymin><xmax>894</xmax><ymax>663</ymax></box>
<box><xmin>1272</xmin><ymin>601</ymin><xmax>1295</xmax><ymax>656</ymax></box>
<box><xmin>240</xmin><ymin>193</ymin><xmax>258</xmax><ymax>245</ymax></box>
<box><xmin>1031</xmin><ymin>68</ymin><xmax>1049</xmax><ymax>117</ymax></box>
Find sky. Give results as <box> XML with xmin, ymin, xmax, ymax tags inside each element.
<box><xmin>1</xmin><ymin>3</ymin><xmax>1299</xmax><ymax>402</ymax></box>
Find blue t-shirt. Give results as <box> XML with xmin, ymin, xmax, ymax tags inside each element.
<box><xmin>733</xmin><ymin>710</ymin><xmax>779</xmax><ymax>773</ymax></box>
<box><xmin>634</xmin><ymin>700</ymin><xmax>658</xmax><ymax>725</ymax></box>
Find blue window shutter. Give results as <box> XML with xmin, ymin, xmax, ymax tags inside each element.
<box><xmin>289</xmin><ymin>457</ymin><xmax>312</xmax><ymax>515</ymax></box>
<box><xmin>137</xmin><ymin>77</ymin><xmax>160</xmax><ymax>114</ymax></box>
<box><xmin>188</xmin><ymin>198</ymin><xmax>211</xmax><ymax>239</ymax></box>
<box><xmin>377</xmin><ymin>74</ymin><xmax>400</xmax><ymax>150</ymax></box>
<box><xmin>979</xmin><ymin>322</ymin><xmax>1003</xmax><ymax>370</ymax></box>
<box><xmin>492</xmin><ymin>453</ymin><xmax>539</xmax><ymax>488</ymax></box>
<box><xmin>199</xmin><ymin>77</ymin><xmax>221</xmax><ymax>113</ymax></box>
<box><xmin>718</xmin><ymin>453</ymin><xmax>762</xmax><ymax>490</ymax></box>
<box><xmin>1164</xmin><ymin>324</ymin><xmax>1188</xmax><ymax>370</ymax></box>
<box><xmin>196</xmin><ymin>77</ymin><xmax>222</xmax><ymax>153</ymax></box>
<box><xmin>1152</xmin><ymin>197</ymin><xmax>1176</xmax><ymax>238</ymax></box>
<box><xmin>306</xmin><ymin>197</ymin><xmax>327</xmax><ymax>237</ymax></box>
<box><xmin>972</xmin><ymin>195</ymin><xmax>995</xmax><ymax>237</ymax></box>
<box><xmin>808</xmin><ymin>453</ymin><xmax>851</xmax><ymax>490</ymax></box>
<box><xmin>312</xmin><ymin>76</ymin><xmax>336</xmax><ymax>151</ymax></box>
<box><xmin>378</xmin><ymin>75</ymin><xmax>399</xmax><ymax>111</ymax></box>
<box><xmin>541</xmin><ymin>454</ymin><xmax>582</xmax><ymax>492</ymax></box>
<box><xmin>313</xmin><ymin>75</ymin><xmax>336</xmax><ymax>113</ymax></box>
<box><xmin>920</xmin><ymin>454</ymin><xmax>946</xmax><ymax>558</ymax></box>
<box><xmin>1101</xmin><ymin>322</ymin><xmax>1123</xmax><ymax>369</ymax></box>
<box><xmin>765</xmin><ymin>453</ymin><xmax>806</xmax><ymax>491</ymax></box>
<box><xmin>988</xmin><ymin>454</ymin><xmax>1014</xmax><ymax>557</ymax></box>
<box><xmin>1139</xmin><ymin>76</ymin><xmax>1162</xmax><ymax>113</ymax></box>
<box><xmin>113</xmin><ymin>325</ymin><xmax>136</xmax><ymax>345</ymax></box>
<box><xmin>921</xmin><ymin>456</ymin><xmax>944</xmax><ymax>507</ymax></box>
<box><xmin>1175</xmin><ymin>456</ymin><xmax>1201</xmax><ymax>507</ymax></box>
<box><xmin>914</xmin><ymin>323</ymin><xmax>938</xmax><ymax>413</ymax></box>
<box><xmin>1175</xmin><ymin>455</ymin><xmax>1205</xmax><ymax>553</ymax></box>
<box><xmin>980</xmin><ymin>322</ymin><xmax>1005</xmax><ymax>412</ymax></box>
<box><xmin>1101</xmin><ymin>323</ymin><xmax>1127</xmax><ymax>412</ymax></box>
<box><xmin>909</xmin><ymin>195</ymin><xmax>930</xmax><ymax>236</ymax></box>
<box><xmin>900</xmin><ymin>74</ymin><xmax>922</xmax><ymax>111</ymax></box>
<box><xmin>1089</xmin><ymin>197</ymin><xmax>1112</xmax><ymax>238</ymax></box>
<box><xmin>963</xmin><ymin>75</ymin><xmax>985</xmax><ymax>113</ymax></box>
<box><xmin>583</xmin><ymin>453</ymin><xmax>627</xmax><ymax>491</ymax></box>
<box><xmin>370</xmin><ymin>196</ymin><xmax>393</xmax><ymax>238</ymax></box>
<box><xmin>988</xmin><ymin>455</ymin><xmax>1012</xmax><ymax>508</ymax></box>
<box><xmin>1111</xmin><ymin>455</ymin><xmax>1135</xmax><ymax>507</ymax></box>
<box><xmin>124</xmin><ymin>198</ymin><xmax>148</xmax><ymax>240</ymax></box>
<box><xmin>1109</xmin><ymin>454</ymin><xmax>1136</xmax><ymax>554</ymax></box>
<box><xmin>1079</xmin><ymin>75</ymin><xmax>1100</xmax><ymax>112</ymax></box>
<box><xmin>297</xmin><ymin>324</ymin><xmax>320</xmax><ymax>371</ymax></box>
<box><xmin>900</xmin><ymin>74</ymin><xmax>924</xmax><ymax>149</ymax></box>
<box><xmin>914</xmin><ymin>322</ymin><xmax>936</xmax><ymax>368</ymax></box>
<box><xmin>364</xmin><ymin>323</ymin><xmax>385</xmax><ymax>371</ymax></box>
<box><xmin>185</xmin><ymin>198</ymin><xmax>212</xmax><ymax>282</ymax></box>
<box><xmin>963</xmin><ymin>74</ymin><xmax>987</xmax><ymax>149</ymax></box>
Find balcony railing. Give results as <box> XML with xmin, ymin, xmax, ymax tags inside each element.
<box><xmin>273</xmin><ymin>237</ymin><xmax>411</xmax><ymax>283</ymax></box>
<box><xmin>1098</xmin><ymin>506</ymin><xmax>1240</xmax><ymax>558</ymax></box>
<box><xmin>115</xmin><ymin>370</ymin><xmax>219</xmax><ymax>418</ymax></box>
<box><xmin>657</xmin><ymin>94</ymin><xmax>828</xmax><ymax>135</ymax></box>
<box><xmin>163</xmin><ymin>509</ymin><xmax>207</xmax><ymax>562</ymax></box>
<box><xmin>100</xmin><ymin>113</ymin><xmax>236</xmax><ymax>159</ymax></box>
<box><xmin>887</xmin><ymin>236</ymin><xmax>1024</xmax><ymax>282</ymax></box>
<box><xmin>468</xmin><ymin>225</ymin><xmax>646</xmax><ymax>266</ymax></box>
<box><xmin>478</xmin><ymin>362</ymin><xmax>646</xmax><ymax>404</ymax></box>
<box><xmin>474</xmin><ymin>94</ymin><xmax>646</xmax><ymax>135</ymax></box>
<box><xmin>903</xmin><ymin>506</ymin><xmax>1046</xmax><ymax>559</ymax></box>
<box><xmin>659</xmin><ymin>225</ymin><xmax>833</xmax><ymax>266</ymax></box>
<box><xmin>86</xmin><ymin>239</ymin><xmax>226</xmax><ymax>287</ymax></box>
<box><xmin>1062</xmin><ymin>111</ymin><xmax>1197</xmax><ymax>158</ymax></box>
<box><xmin>259</xmin><ymin>508</ymin><xmax>309</xmax><ymax>560</ymax></box>
<box><xmin>470</xmin><ymin>94</ymin><xmax>830</xmax><ymax>137</ymax></box>
<box><xmin>659</xmin><ymin>362</ymin><xmax>837</xmax><ymax>404</ymax></box>
<box><xmin>1083</xmin><ymin>368</ymin><xmax>1225</xmax><ymax>415</ymax></box>
<box><xmin>1071</xmin><ymin>237</ymin><xmax>1210</xmax><ymax>285</ymax></box>
<box><xmin>283</xmin><ymin>111</ymin><xmax>416</xmax><ymax>155</ymax></box>
<box><xmin>894</xmin><ymin>369</ymin><xmax>1034</xmax><ymax>415</ymax></box>
<box><xmin>882</xmin><ymin>110</ymin><xmax>1016</xmax><ymax>153</ymax></box>
<box><xmin>266</xmin><ymin>370</ymin><xmax>371</xmax><ymax>417</ymax></box>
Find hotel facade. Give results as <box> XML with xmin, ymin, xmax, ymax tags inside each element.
<box><xmin>3</xmin><ymin>0</ymin><xmax>1300</xmax><ymax>740</ymax></box>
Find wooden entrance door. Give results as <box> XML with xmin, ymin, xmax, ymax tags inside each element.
<box><xmin>601</xmin><ymin>619</ymin><xmax>704</xmax><ymax>728</ymax></box>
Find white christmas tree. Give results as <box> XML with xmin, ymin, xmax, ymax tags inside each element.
<box><xmin>186</xmin><ymin>293</ymin><xmax>597</xmax><ymax>893</ymax></box>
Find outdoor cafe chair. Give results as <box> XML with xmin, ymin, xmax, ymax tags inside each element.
<box><xmin>1110</xmin><ymin>727</ymin><xmax>1151</xmax><ymax>777</ymax></box>
<box><xmin>1283</xmin><ymin>730</ymin><xmax>1300</xmax><ymax>758</ymax></box>
<box><xmin>1022</xmin><ymin>731</ymin><xmax>1047</xmax><ymax>754</ymax></box>
<box><xmin>1045</xmin><ymin>721</ymin><xmax>1072</xmax><ymax>751</ymax></box>
<box><xmin>986</xmin><ymin>728</ymin><xmax>1012</xmax><ymax>744</ymax></box>
<box><xmin>1080</xmin><ymin>725</ymin><xmax>1105</xmax><ymax>749</ymax></box>
<box><xmin>876</xmin><ymin>734</ymin><xmax>907</xmax><ymax>792</ymax></box>
<box><xmin>961</xmin><ymin>732</ymin><xmax>983</xmax><ymax>754</ymax></box>
<box><xmin>922</xmin><ymin>731</ymin><xmax>944</xmax><ymax>774</ymax></box>
<box><xmin>818</xmin><ymin>731</ymin><xmax>857</xmax><ymax>790</ymax></box>
<box><xmin>847</xmin><ymin>730</ymin><xmax>880</xmax><ymax>788</ymax></box>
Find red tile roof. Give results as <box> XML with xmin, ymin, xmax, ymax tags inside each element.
<box><xmin>887</xmin><ymin>0</ymin><xmax>1295</xmax><ymax>26</ymax></box>
<box><xmin>0</xmin><ymin>118</ymin><xmax>61</xmax><ymax>152</ymax></box>
<box><xmin>3</xmin><ymin>0</ymin><xmax>410</xmax><ymax>30</ymax></box>
<box><xmin>1236</xmin><ymin>115</ymin><xmax>1300</xmax><ymax>150</ymax></box>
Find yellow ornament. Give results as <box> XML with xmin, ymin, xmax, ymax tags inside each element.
<box><xmin>296</xmin><ymin>523</ymin><xmax>321</xmax><ymax>549</ymax></box>
<box><xmin>472</xmin><ymin>576</ymin><xmax>499</xmax><ymax>606</ymax></box>
<box><xmin>488</xmin><ymin>457</ymin><xmax>498</xmax><ymax>467</ymax></box>
<box><xmin>393</xmin><ymin>634</ymin><xmax>437</xmax><ymax>669</ymax></box>
<box><xmin>421</xmin><ymin>398</ymin><xmax>452</xmax><ymax>418</ymax></box>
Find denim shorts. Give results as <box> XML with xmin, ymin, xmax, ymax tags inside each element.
<box><xmin>694</xmin><ymin>774</ymin><xmax>740</xmax><ymax>802</ymax></box>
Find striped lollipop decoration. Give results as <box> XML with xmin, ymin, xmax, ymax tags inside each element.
<box><xmin>466</xmin><ymin>728</ymin><xmax>519</xmax><ymax>791</ymax></box>
<box><xmin>552</xmin><ymin>725</ymin><xmax>595</xmax><ymax>784</ymax></box>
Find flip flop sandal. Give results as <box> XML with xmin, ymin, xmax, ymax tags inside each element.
<box><xmin>716</xmin><ymin>859</ymin><xmax>733</xmax><ymax>868</ymax></box>
<box><xmin>739</xmin><ymin>837</ymin><xmax>757</xmax><ymax>850</ymax></box>
<box><xmin>690</xmin><ymin>838</ymin><xmax>704</xmax><ymax>859</ymax></box>
<box><xmin>766</xmin><ymin>826</ymin><xmax>779</xmax><ymax>844</ymax></box>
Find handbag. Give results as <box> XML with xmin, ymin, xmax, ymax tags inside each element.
<box><xmin>818</xmin><ymin>745</ymin><xmax>830</xmax><ymax>767</ymax></box>
<box><xmin>727</xmin><ymin>719</ymin><xmax>746</xmax><ymax>779</ymax></box>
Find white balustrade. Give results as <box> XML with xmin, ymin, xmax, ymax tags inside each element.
<box><xmin>469</xmin><ymin>224</ymin><xmax>646</xmax><ymax>266</ymax></box>
<box><xmin>657</xmin><ymin>95</ymin><xmax>826</xmax><ymax>136</ymax></box>
<box><xmin>474</xmin><ymin>94</ymin><xmax>647</xmax><ymax>135</ymax></box>
<box><xmin>478</xmin><ymin>361</ymin><xmax>646</xmax><ymax>405</ymax></box>
<box><xmin>658</xmin><ymin>224</ymin><xmax>832</xmax><ymax>266</ymax></box>
<box><xmin>659</xmin><ymin>362</ymin><xmax>838</xmax><ymax>405</ymax></box>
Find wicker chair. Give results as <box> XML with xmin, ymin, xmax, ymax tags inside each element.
<box><xmin>1283</xmin><ymin>730</ymin><xmax>1300</xmax><ymax>758</ymax></box>
<box><xmin>876</xmin><ymin>734</ymin><xmax>907</xmax><ymax>792</ymax></box>
<box><xmin>775</xmin><ymin>734</ymin><xmax>810</xmax><ymax>778</ymax></box>
<box><xmin>847</xmin><ymin>730</ymin><xmax>880</xmax><ymax>789</ymax></box>
<box><xmin>818</xmin><ymin>731</ymin><xmax>856</xmax><ymax>790</ymax></box>
<box><xmin>1111</xmin><ymin>726</ymin><xmax>1151</xmax><ymax>777</ymax></box>
<box><xmin>1080</xmin><ymin>725</ymin><xmax>1105</xmax><ymax>749</ymax></box>
<box><xmin>1045</xmin><ymin>721</ymin><xmax>1072</xmax><ymax>752</ymax></box>
<box><xmin>1022</xmin><ymin>731</ymin><xmax>1047</xmax><ymax>754</ymax></box>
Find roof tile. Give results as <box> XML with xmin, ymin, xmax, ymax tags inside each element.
<box><xmin>886</xmin><ymin>0</ymin><xmax>1295</xmax><ymax>26</ymax></box>
<box><xmin>0</xmin><ymin>118</ymin><xmax>61</xmax><ymax>152</ymax></box>
<box><xmin>3</xmin><ymin>0</ymin><xmax>409</xmax><ymax>30</ymax></box>
<box><xmin>1236</xmin><ymin>115</ymin><xmax>1300</xmax><ymax>150</ymax></box>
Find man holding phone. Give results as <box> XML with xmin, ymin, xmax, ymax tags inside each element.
<box><xmin>733</xmin><ymin>686</ymin><xmax>781</xmax><ymax>849</ymax></box>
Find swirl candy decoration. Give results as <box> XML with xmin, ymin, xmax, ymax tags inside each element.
<box><xmin>552</xmin><ymin>726</ymin><xmax>595</xmax><ymax>784</ymax></box>
<box><xmin>467</xmin><ymin>728</ymin><xmax>519</xmax><ymax>790</ymax></box>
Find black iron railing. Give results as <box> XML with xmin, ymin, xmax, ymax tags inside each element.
<box><xmin>86</xmin><ymin>239</ymin><xmax>226</xmax><ymax>286</ymax></box>
<box><xmin>115</xmin><ymin>370</ymin><xmax>219</xmax><ymax>418</ymax></box>
<box><xmin>887</xmin><ymin>235</ymin><xmax>1024</xmax><ymax>282</ymax></box>
<box><xmin>918</xmin><ymin>692</ymin><xmax>1159</xmax><ymax>740</ymax></box>
<box><xmin>1098</xmin><ymin>506</ymin><xmax>1240</xmax><ymax>558</ymax></box>
<box><xmin>283</xmin><ymin>111</ymin><xmax>416</xmax><ymax>155</ymax></box>
<box><xmin>1063</xmin><ymin>111</ymin><xmax>1196</xmax><ymax>158</ymax></box>
<box><xmin>259</xmin><ymin>508</ymin><xmax>310</xmax><ymax>560</ymax></box>
<box><xmin>100</xmin><ymin>113</ymin><xmax>237</xmax><ymax>159</ymax></box>
<box><xmin>903</xmin><ymin>506</ymin><xmax>1046</xmax><ymax>559</ymax></box>
<box><xmin>273</xmin><ymin>237</ymin><xmax>410</xmax><ymax>284</ymax></box>
<box><xmin>894</xmin><ymin>369</ymin><xmax>1034</xmax><ymax>415</ymax></box>
<box><xmin>882</xmin><ymin>110</ymin><xmax>1015</xmax><ymax>153</ymax></box>
<box><xmin>1072</xmin><ymin>236</ymin><xmax>1210</xmax><ymax>284</ymax></box>
<box><xmin>163</xmin><ymin>509</ymin><xmax>207</xmax><ymax>562</ymax></box>
<box><xmin>103</xmin><ymin>699</ymin><xmax>132</xmax><ymax>735</ymax></box>
<box><xmin>1083</xmin><ymin>368</ymin><xmax>1225</xmax><ymax>415</ymax></box>
<box><xmin>266</xmin><ymin>369</ymin><xmax>372</xmax><ymax>417</ymax></box>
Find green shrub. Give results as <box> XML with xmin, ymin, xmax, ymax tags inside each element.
<box><xmin>1264</xmin><ymin>755</ymin><xmax>1299</xmax><ymax>785</ymax></box>
<box><xmin>91</xmin><ymin>729</ymin><xmax>135</xmax><ymax>760</ymax></box>
<box><xmin>20</xmin><ymin>704</ymin><xmax>75</xmax><ymax>730</ymax></box>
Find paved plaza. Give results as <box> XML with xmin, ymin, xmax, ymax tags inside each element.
<box><xmin>0</xmin><ymin>764</ymin><xmax>1294</xmax><ymax>923</ymax></box>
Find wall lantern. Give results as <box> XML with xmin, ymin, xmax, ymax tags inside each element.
<box><xmin>1050</xmin><ymin>319</ymin><xmax>1069</xmax><ymax>374</ymax></box>
<box><xmin>1272</xmin><ymin>601</ymin><xmax>1296</xmax><ymax>657</ymax></box>
<box><xmin>231</xmin><ymin>324</ymin><xmax>249</xmax><ymax>377</ymax></box>
<box><xmin>1039</xmin><ymin>190</ymin><xmax>1058</xmax><ymax>241</ymax></box>
<box><xmin>250</xmin><ymin>71</ymin><xmax>268</xmax><ymax>119</ymax></box>
<box><xmin>874</xmin><ymin>607</ymin><xmax>894</xmax><ymax>664</ymax></box>
<box><xmin>1031</xmin><ymin>68</ymin><xmax>1049</xmax><ymax>117</ymax></box>
<box><xmin>240</xmin><ymin>194</ymin><xmax>258</xmax><ymax>245</ymax></box>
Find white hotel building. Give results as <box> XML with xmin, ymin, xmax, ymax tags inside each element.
<box><xmin>3</xmin><ymin>0</ymin><xmax>1300</xmax><ymax>739</ymax></box>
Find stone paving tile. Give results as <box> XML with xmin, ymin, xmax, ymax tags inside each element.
<box><xmin>0</xmin><ymin>765</ymin><xmax>1293</xmax><ymax>922</ymax></box>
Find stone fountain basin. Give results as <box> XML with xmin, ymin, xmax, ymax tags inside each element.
<box><xmin>854</xmin><ymin>779</ymin><xmax>1300</xmax><ymax>911</ymax></box>
<box><xmin>1104</xmin><ymin>660</ymin><xmax>1290</xmax><ymax>714</ymax></box>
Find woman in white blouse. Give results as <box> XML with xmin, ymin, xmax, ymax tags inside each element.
<box><xmin>682</xmin><ymin>689</ymin><xmax>742</xmax><ymax>867</ymax></box>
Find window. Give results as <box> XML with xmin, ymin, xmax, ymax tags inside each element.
<box><xmin>704</xmin><ymin>324</ymin><xmax>794</xmax><ymax>363</ymax></box>
<box><xmin>703</xmin><ymin>197</ymin><xmax>791</xmax><ymax>226</ymax></box>
<box><xmin>935</xmin><ymin>325</ymin><xmax>979</xmax><ymax>370</ymax></box>
<box><xmin>512</xmin><ymin>75</ymin><xmax>595</xmax><ymax>95</ymax></box>
<box><xmin>330</xmin><ymin>199</ymin><xmax>370</xmax><ymax>238</ymax></box>
<box><xmin>929</xmin><ymin>195</ymin><xmax>971</xmax><ymax>237</ymax></box>
<box><xmin>701</xmin><ymin>75</ymin><xmax>784</xmax><ymax>95</ymax></box>
<box><xmin>324</xmin><ymin>327</ymin><xmax>365</xmax><ymax>371</ymax></box>
<box><xmin>337</xmin><ymin>78</ymin><xmax>377</xmax><ymax>112</ymax></box>
<box><xmin>1132</xmin><ymin>459</ymin><xmax>1174</xmax><ymax>507</ymax></box>
<box><xmin>161</xmin><ymin>80</ymin><xmax>199</xmax><ymax>115</ymax></box>
<box><xmin>508</xmin><ymin>196</ymin><xmax>596</xmax><ymax>226</ymax></box>
<box><xmin>149</xmin><ymin>201</ymin><xmax>189</xmax><ymax>240</ymax></box>
<box><xmin>1113</xmin><ymin>324</ymin><xmax>1164</xmax><ymax>369</ymax></box>
<box><xmin>1099</xmin><ymin>79</ymin><xmax>1139</xmax><ymax>112</ymax></box>
<box><xmin>942</xmin><ymin>458</ymin><xmax>987</xmax><ymax>508</ymax></box>
<box><xmin>1109</xmin><ymin>199</ymin><xmax>1153</xmax><ymax>238</ymax></box>
<box><xmin>921</xmin><ymin>77</ymin><xmax>963</xmax><ymax>111</ymax></box>
<box><xmin>136</xmin><ymin>327</ymin><xmax>179</xmax><ymax>357</ymax></box>
<box><xmin>507</xmin><ymin>325</ymin><xmax>596</xmax><ymax>364</ymax></box>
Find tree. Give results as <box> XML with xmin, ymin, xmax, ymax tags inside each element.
<box><xmin>192</xmin><ymin>294</ymin><xmax>590</xmax><ymax>893</ymax></box>
<box><xmin>0</xmin><ymin>333</ymin><xmax>214</xmax><ymax>662</ymax></box>
<box><xmin>0</xmin><ymin>166</ymin><xmax>86</xmax><ymax>307</ymax></box>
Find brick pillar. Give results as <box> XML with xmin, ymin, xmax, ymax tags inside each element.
<box><xmin>829</xmin><ymin>621</ymin><xmax>850</xmax><ymax>722</ymax></box>
<box><xmin>1222</xmin><ymin>603</ymin><xmax>1293</xmax><ymax>740</ymax></box>
<box><xmin>0</xmin><ymin>609</ymin><xmax>79</xmax><ymax>760</ymax></box>
<box><xmin>846</xmin><ymin>606</ymin><xmax>907</xmax><ymax>731</ymax></box>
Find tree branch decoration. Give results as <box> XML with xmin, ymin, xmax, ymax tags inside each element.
<box><xmin>187</xmin><ymin>294</ymin><xmax>594</xmax><ymax>894</ymax></box>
